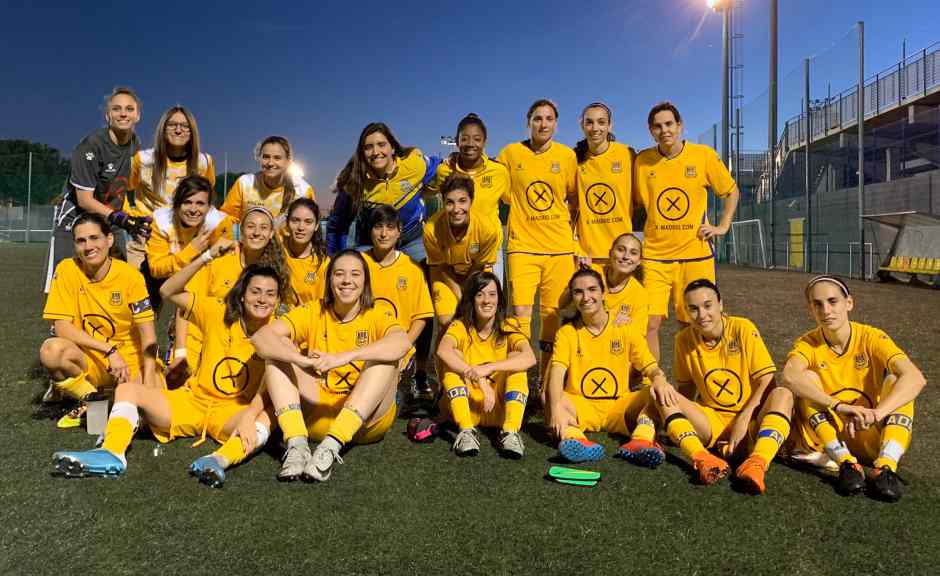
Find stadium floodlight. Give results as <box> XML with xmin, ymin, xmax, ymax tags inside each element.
<box><xmin>288</xmin><ymin>163</ymin><xmax>305</xmax><ymax>179</ymax></box>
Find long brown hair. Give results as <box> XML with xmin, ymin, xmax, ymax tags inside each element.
<box><xmin>323</xmin><ymin>249</ymin><xmax>374</xmax><ymax>311</ymax></box>
<box><xmin>148</xmin><ymin>106</ymin><xmax>202</xmax><ymax>208</ymax></box>
<box><xmin>254</xmin><ymin>135</ymin><xmax>297</xmax><ymax>215</ymax></box>
<box><xmin>223</xmin><ymin>265</ymin><xmax>283</xmax><ymax>327</ymax></box>
<box><xmin>334</xmin><ymin>123</ymin><xmax>415</xmax><ymax>209</ymax></box>
<box><xmin>455</xmin><ymin>271</ymin><xmax>519</xmax><ymax>344</ymax></box>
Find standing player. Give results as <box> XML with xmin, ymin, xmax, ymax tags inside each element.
<box><xmin>782</xmin><ymin>276</ymin><xmax>926</xmax><ymax>501</ymax></box>
<box><xmin>251</xmin><ymin>250</ymin><xmax>411</xmax><ymax>483</ymax></box>
<box><xmin>546</xmin><ymin>269</ymin><xmax>668</xmax><ymax>463</ymax></box>
<box><xmin>496</xmin><ymin>99</ymin><xmax>578</xmax><ymax>376</ymax></box>
<box><xmin>427</xmin><ymin>114</ymin><xmax>510</xmax><ymax>280</ymax></box>
<box><xmin>326</xmin><ymin>123</ymin><xmax>441</xmax><ymax>262</ymax></box>
<box><xmin>46</xmin><ymin>87</ymin><xmax>147</xmax><ymax>291</ymax></box>
<box><xmin>436</xmin><ymin>271</ymin><xmax>536</xmax><ymax>458</ymax></box>
<box><xmin>125</xmin><ymin>105</ymin><xmax>215</xmax><ymax>269</ymax></box>
<box><xmin>280</xmin><ymin>197</ymin><xmax>330</xmax><ymax>309</ymax></box>
<box><xmin>635</xmin><ymin>101</ymin><xmax>739</xmax><ymax>360</ymax></box>
<box><xmin>573</xmin><ymin>103</ymin><xmax>636</xmax><ymax>271</ymax></box>
<box><xmin>39</xmin><ymin>214</ymin><xmax>159</xmax><ymax>428</ymax></box>
<box><xmin>641</xmin><ymin>279</ymin><xmax>793</xmax><ymax>492</ymax></box>
<box><xmin>221</xmin><ymin>136</ymin><xmax>315</xmax><ymax>223</ymax></box>
<box><xmin>363</xmin><ymin>206</ymin><xmax>435</xmax><ymax>400</ymax></box>
<box><xmin>423</xmin><ymin>174</ymin><xmax>500</xmax><ymax>328</ymax></box>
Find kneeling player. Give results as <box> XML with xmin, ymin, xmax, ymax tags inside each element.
<box><xmin>53</xmin><ymin>250</ymin><xmax>280</xmax><ymax>487</ymax></box>
<box><xmin>782</xmin><ymin>276</ymin><xmax>926</xmax><ymax>501</ymax></box>
<box><xmin>252</xmin><ymin>249</ymin><xmax>410</xmax><ymax>482</ymax></box>
<box><xmin>546</xmin><ymin>269</ymin><xmax>668</xmax><ymax>463</ymax></box>
<box><xmin>436</xmin><ymin>271</ymin><xmax>536</xmax><ymax>458</ymax></box>
<box><xmin>643</xmin><ymin>279</ymin><xmax>793</xmax><ymax>492</ymax></box>
<box><xmin>40</xmin><ymin>213</ymin><xmax>158</xmax><ymax>428</ymax></box>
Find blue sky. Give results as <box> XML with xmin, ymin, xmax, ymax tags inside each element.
<box><xmin>1</xmin><ymin>0</ymin><xmax>935</xmax><ymax>208</ymax></box>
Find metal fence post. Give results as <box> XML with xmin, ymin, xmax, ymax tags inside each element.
<box><xmin>26</xmin><ymin>151</ymin><xmax>32</xmax><ymax>244</ymax></box>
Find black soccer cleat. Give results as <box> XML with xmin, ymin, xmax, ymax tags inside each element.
<box><xmin>868</xmin><ymin>466</ymin><xmax>903</xmax><ymax>503</ymax></box>
<box><xmin>836</xmin><ymin>461</ymin><xmax>865</xmax><ymax>496</ymax></box>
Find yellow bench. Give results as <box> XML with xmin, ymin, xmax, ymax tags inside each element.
<box><xmin>880</xmin><ymin>255</ymin><xmax>939</xmax><ymax>275</ymax></box>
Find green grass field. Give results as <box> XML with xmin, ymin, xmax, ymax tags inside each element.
<box><xmin>1</xmin><ymin>243</ymin><xmax>937</xmax><ymax>575</ymax></box>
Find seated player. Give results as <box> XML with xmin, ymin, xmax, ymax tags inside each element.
<box><xmin>52</xmin><ymin>249</ymin><xmax>281</xmax><ymax>486</ymax></box>
<box><xmin>39</xmin><ymin>213</ymin><xmax>159</xmax><ymax>428</ymax></box>
<box><xmin>251</xmin><ymin>249</ymin><xmax>411</xmax><ymax>483</ymax></box>
<box><xmin>641</xmin><ymin>279</ymin><xmax>793</xmax><ymax>492</ymax></box>
<box><xmin>424</xmin><ymin>174</ymin><xmax>500</xmax><ymax>328</ymax></box>
<box><xmin>782</xmin><ymin>275</ymin><xmax>926</xmax><ymax>501</ymax></box>
<box><xmin>363</xmin><ymin>205</ymin><xmax>434</xmax><ymax>400</ymax></box>
<box><xmin>436</xmin><ymin>271</ymin><xmax>536</xmax><ymax>458</ymax></box>
<box><xmin>280</xmin><ymin>197</ymin><xmax>330</xmax><ymax>309</ymax></box>
<box><xmin>546</xmin><ymin>268</ymin><xmax>668</xmax><ymax>463</ymax></box>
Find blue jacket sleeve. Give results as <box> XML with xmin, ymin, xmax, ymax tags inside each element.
<box><xmin>422</xmin><ymin>155</ymin><xmax>443</xmax><ymax>187</ymax></box>
<box><xmin>326</xmin><ymin>189</ymin><xmax>353</xmax><ymax>255</ymax></box>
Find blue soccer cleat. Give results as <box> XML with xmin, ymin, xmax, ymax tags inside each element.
<box><xmin>53</xmin><ymin>448</ymin><xmax>125</xmax><ymax>478</ymax></box>
<box><xmin>559</xmin><ymin>438</ymin><xmax>605</xmax><ymax>463</ymax></box>
<box><xmin>617</xmin><ymin>439</ymin><xmax>665</xmax><ymax>469</ymax></box>
<box><xmin>190</xmin><ymin>455</ymin><xmax>226</xmax><ymax>488</ymax></box>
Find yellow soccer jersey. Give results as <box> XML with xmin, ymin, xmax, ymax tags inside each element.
<box><xmin>788</xmin><ymin>321</ymin><xmax>908</xmax><ymax>407</ymax></box>
<box><xmin>604</xmin><ymin>275</ymin><xmax>649</xmax><ymax>336</ymax></box>
<box><xmin>281</xmin><ymin>299</ymin><xmax>399</xmax><ymax>394</ymax></box>
<box><xmin>125</xmin><ymin>149</ymin><xmax>215</xmax><ymax>217</ymax></box>
<box><xmin>423</xmin><ymin>210</ymin><xmax>499</xmax><ymax>277</ymax></box>
<box><xmin>220</xmin><ymin>173</ymin><xmax>315</xmax><ymax>222</ymax></box>
<box><xmin>182</xmin><ymin>295</ymin><xmax>268</xmax><ymax>403</ymax></box>
<box><xmin>635</xmin><ymin>142</ymin><xmax>735</xmax><ymax>261</ymax></box>
<box><xmin>427</xmin><ymin>156</ymin><xmax>509</xmax><ymax>230</ymax></box>
<box><xmin>496</xmin><ymin>141</ymin><xmax>577</xmax><ymax>255</ymax></box>
<box><xmin>43</xmin><ymin>258</ymin><xmax>154</xmax><ymax>361</ymax></box>
<box><xmin>186</xmin><ymin>249</ymin><xmax>244</xmax><ymax>300</ymax></box>
<box><xmin>145</xmin><ymin>206</ymin><xmax>232</xmax><ymax>279</ymax></box>
<box><xmin>551</xmin><ymin>318</ymin><xmax>657</xmax><ymax>399</ymax></box>
<box><xmin>282</xmin><ymin>244</ymin><xmax>330</xmax><ymax>309</ymax></box>
<box><xmin>363</xmin><ymin>250</ymin><xmax>434</xmax><ymax>329</ymax></box>
<box><xmin>441</xmin><ymin>319</ymin><xmax>527</xmax><ymax>383</ymax></box>
<box><xmin>576</xmin><ymin>142</ymin><xmax>634</xmax><ymax>258</ymax></box>
<box><xmin>674</xmin><ymin>315</ymin><xmax>776</xmax><ymax>415</ymax></box>
<box><xmin>361</xmin><ymin>148</ymin><xmax>428</xmax><ymax>208</ymax></box>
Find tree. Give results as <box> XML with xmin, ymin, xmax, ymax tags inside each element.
<box><xmin>0</xmin><ymin>140</ymin><xmax>69</xmax><ymax>205</ymax></box>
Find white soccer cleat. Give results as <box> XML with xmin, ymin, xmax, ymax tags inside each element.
<box><xmin>790</xmin><ymin>450</ymin><xmax>839</xmax><ymax>472</ymax></box>
<box><xmin>452</xmin><ymin>428</ymin><xmax>481</xmax><ymax>457</ymax></box>
<box><xmin>278</xmin><ymin>444</ymin><xmax>311</xmax><ymax>482</ymax></box>
<box><xmin>498</xmin><ymin>431</ymin><xmax>525</xmax><ymax>459</ymax></box>
<box><xmin>303</xmin><ymin>441</ymin><xmax>343</xmax><ymax>482</ymax></box>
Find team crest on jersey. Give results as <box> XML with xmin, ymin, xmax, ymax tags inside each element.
<box><xmin>685</xmin><ymin>165</ymin><xmax>697</xmax><ymax>178</ymax></box>
<box><xmin>610</xmin><ymin>339</ymin><xmax>623</xmax><ymax>355</ymax></box>
<box><xmin>400</xmin><ymin>180</ymin><xmax>414</xmax><ymax>193</ymax></box>
<box><xmin>110</xmin><ymin>291</ymin><xmax>122</xmax><ymax>306</ymax></box>
<box><xmin>469</xmin><ymin>243</ymin><xmax>480</xmax><ymax>254</ymax></box>
<box><xmin>106</xmin><ymin>163</ymin><xmax>115</xmax><ymax>173</ymax></box>
<box><xmin>85</xmin><ymin>152</ymin><xmax>94</xmax><ymax>161</ymax></box>
<box><xmin>481</xmin><ymin>175</ymin><xmax>493</xmax><ymax>188</ymax></box>
<box><xmin>727</xmin><ymin>338</ymin><xmax>740</xmax><ymax>355</ymax></box>
<box><xmin>854</xmin><ymin>353</ymin><xmax>869</xmax><ymax>370</ymax></box>
<box><xmin>304</xmin><ymin>272</ymin><xmax>317</xmax><ymax>285</ymax></box>
<box><xmin>550</xmin><ymin>162</ymin><xmax>560</xmax><ymax>174</ymax></box>
<box><xmin>356</xmin><ymin>330</ymin><xmax>368</xmax><ymax>347</ymax></box>
<box><xmin>611</xmin><ymin>161</ymin><xmax>623</xmax><ymax>173</ymax></box>
<box><xmin>397</xmin><ymin>276</ymin><xmax>408</xmax><ymax>290</ymax></box>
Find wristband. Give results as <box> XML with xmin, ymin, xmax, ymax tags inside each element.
<box><xmin>174</xmin><ymin>348</ymin><xmax>188</xmax><ymax>359</ymax></box>
<box><xmin>201</xmin><ymin>250</ymin><xmax>214</xmax><ymax>264</ymax></box>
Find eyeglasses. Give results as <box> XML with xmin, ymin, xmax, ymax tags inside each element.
<box><xmin>165</xmin><ymin>122</ymin><xmax>191</xmax><ymax>133</ymax></box>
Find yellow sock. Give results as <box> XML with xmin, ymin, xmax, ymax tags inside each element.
<box><xmin>276</xmin><ymin>406</ymin><xmax>307</xmax><ymax>442</ymax></box>
<box><xmin>516</xmin><ymin>316</ymin><xmax>532</xmax><ymax>340</ymax></box>
<box><xmin>563</xmin><ymin>426</ymin><xmax>586</xmax><ymax>440</ymax></box>
<box><xmin>665</xmin><ymin>413</ymin><xmax>706</xmax><ymax>459</ymax></box>
<box><xmin>631</xmin><ymin>411</ymin><xmax>657</xmax><ymax>443</ymax></box>
<box><xmin>873</xmin><ymin>409</ymin><xmax>914</xmax><ymax>472</ymax></box>
<box><xmin>101</xmin><ymin>418</ymin><xmax>135</xmax><ymax>456</ymax></box>
<box><xmin>445</xmin><ymin>382</ymin><xmax>474</xmax><ymax>430</ymax></box>
<box><xmin>502</xmin><ymin>375</ymin><xmax>529</xmax><ymax>433</ymax></box>
<box><xmin>752</xmin><ymin>411</ymin><xmax>791</xmax><ymax>464</ymax></box>
<box><xmin>326</xmin><ymin>407</ymin><xmax>363</xmax><ymax>445</ymax></box>
<box><xmin>213</xmin><ymin>436</ymin><xmax>248</xmax><ymax>468</ymax></box>
<box><xmin>54</xmin><ymin>373</ymin><xmax>96</xmax><ymax>400</ymax></box>
<box><xmin>806</xmin><ymin>404</ymin><xmax>856</xmax><ymax>464</ymax></box>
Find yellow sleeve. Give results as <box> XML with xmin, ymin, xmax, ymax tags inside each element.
<box><xmin>496</xmin><ymin>147</ymin><xmax>512</xmax><ymax>205</ymax></box>
<box><xmin>744</xmin><ymin>320</ymin><xmax>776</xmax><ymax>379</ymax></box>
<box><xmin>220</xmin><ymin>180</ymin><xmax>243</xmax><ymax>220</ymax></box>
<box><xmin>281</xmin><ymin>303</ymin><xmax>313</xmax><ymax>346</ymax></box>
<box><xmin>204</xmin><ymin>155</ymin><xmax>216</xmax><ymax>186</ymax></box>
<box><xmin>628</xmin><ymin>329</ymin><xmax>657</xmax><ymax>374</ymax></box>
<box><xmin>43</xmin><ymin>262</ymin><xmax>77</xmax><ymax>322</ymax></box>
<box><xmin>673</xmin><ymin>332</ymin><xmax>693</xmax><ymax>383</ymax></box>
<box><xmin>185</xmin><ymin>265</ymin><xmax>210</xmax><ymax>298</ymax></box>
<box><xmin>705</xmin><ymin>146</ymin><xmax>736</xmax><ymax>197</ymax></box>
<box><xmin>550</xmin><ymin>325</ymin><xmax>573</xmax><ymax>369</ymax></box>
<box><xmin>412</xmin><ymin>267</ymin><xmax>435</xmax><ymax>321</ymax></box>
<box><xmin>564</xmin><ymin>149</ymin><xmax>578</xmax><ymax>198</ymax></box>
<box><xmin>423</xmin><ymin>221</ymin><xmax>444</xmax><ymax>266</ymax></box>
<box><xmin>441</xmin><ymin>320</ymin><xmax>466</xmax><ymax>349</ymax></box>
<box><xmin>128</xmin><ymin>270</ymin><xmax>155</xmax><ymax>324</ymax></box>
<box><xmin>787</xmin><ymin>336</ymin><xmax>815</xmax><ymax>366</ymax></box>
<box><xmin>868</xmin><ymin>327</ymin><xmax>908</xmax><ymax>371</ymax></box>
<box><xmin>375</xmin><ymin>301</ymin><xmax>400</xmax><ymax>337</ymax></box>
<box><xmin>145</xmin><ymin>228</ymin><xmax>201</xmax><ymax>279</ymax></box>
<box><xmin>303</xmin><ymin>183</ymin><xmax>316</xmax><ymax>200</ymax></box>
<box><xmin>210</xmin><ymin>217</ymin><xmax>234</xmax><ymax>243</ymax></box>
<box><xmin>181</xmin><ymin>292</ymin><xmax>209</xmax><ymax>331</ymax></box>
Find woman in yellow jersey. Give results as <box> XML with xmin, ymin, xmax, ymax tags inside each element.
<box><xmin>280</xmin><ymin>197</ymin><xmax>330</xmax><ymax>309</ymax></box>
<box><xmin>40</xmin><ymin>213</ymin><xmax>159</xmax><ymax>428</ymax></box>
<box><xmin>641</xmin><ymin>279</ymin><xmax>793</xmax><ymax>493</ymax></box>
<box><xmin>52</xmin><ymin>254</ymin><xmax>283</xmax><ymax>487</ymax></box>
<box><xmin>496</xmin><ymin>99</ymin><xmax>578</xmax><ymax>375</ymax></box>
<box><xmin>180</xmin><ymin>206</ymin><xmax>287</xmax><ymax>373</ymax></box>
<box><xmin>125</xmin><ymin>105</ymin><xmax>215</xmax><ymax>269</ymax></box>
<box><xmin>220</xmin><ymin>136</ymin><xmax>315</xmax><ymax>223</ymax></box>
<box><xmin>252</xmin><ymin>249</ymin><xmax>410</xmax><ymax>483</ymax></box>
<box><xmin>436</xmin><ymin>271</ymin><xmax>535</xmax><ymax>458</ymax></box>
<box><xmin>427</xmin><ymin>114</ymin><xmax>509</xmax><ymax>279</ymax></box>
<box><xmin>782</xmin><ymin>276</ymin><xmax>926</xmax><ymax>501</ymax></box>
<box><xmin>327</xmin><ymin>123</ymin><xmax>441</xmax><ymax>262</ymax></box>
<box><xmin>423</xmin><ymin>174</ymin><xmax>500</xmax><ymax>327</ymax></box>
<box><xmin>363</xmin><ymin>205</ymin><xmax>434</xmax><ymax>400</ymax></box>
<box><xmin>545</xmin><ymin>268</ymin><xmax>667</xmax><ymax>464</ymax></box>
<box><xmin>573</xmin><ymin>102</ymin><xmax>636</xmax><ymax>271</ymax></box>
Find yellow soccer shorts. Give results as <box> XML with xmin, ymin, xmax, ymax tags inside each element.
<box><xmin>438</xmin><ymin>371</ymin><xmax>528</xmax><ymax>429</ymax></box>
<box><xmin>643</xmin><ymin>257</ymin><xmax>715</xmax><ymax>323</ymax></box>
<box><xmin>507</xmin><ymin>252</ymin><xmax>576</xmax><ymax>343</ymax></box>
<box><xmin>81</xmin><ymin>348</ymin><xmax>142</xmax><ymax>392</ymax></box>
<box><xmin>304</xmin><ymin>388</ymin><xmax>397</xmax><ymax>445</ymax></box>
<box><xmin>151</xmin><ymin>387</ymin><xmax>249</xmax><ymax>444</ymax></box>
<box><xmin>565</xmin><ymin>388</ymin><xmax>650</xmax><ymax>436</ymax></box>
<box><xmin>431</xmin><ymin>279</ymin><xmax>460</xmax><ymax>319</ymax></box>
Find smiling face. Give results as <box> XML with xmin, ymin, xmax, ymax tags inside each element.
<box><xmin>458</xmin><ymin>123</ymin><xmax>486</xmax><ymax>166</ymax></box>
<box><xmin>443</xmin><ymin>187</ymin><xmax>472</xmax><ymax>229</ymax></box>
<box><xmin>650</xmin><ymin>109</ymin><xmax>683</xmax><ymax>149</ymax></box>
<box><xmin>363</xmin><ymin>131</ymin><xmax>395</xmax><ymax>176</ymax></box>
<box><xmin>473</xmin><ymin>280</ymin><xmax>499</xmax><ymax>324</ymax></box>
<box><xmin>72</xmin><ymin>221</ymin><xmax>114</xmax><ymax>268</ymax></box>
<box><xmin>807</xmin><ymin>281</ymin><xmax>853</xmax><ymax>334</ymax></box>
<box><xmin>178</xmin><ymin>190</ymin><xmax>210</xmax><ymax>228</ymax></box>
<box><xmin>164</xmin><ymin>110</ymin><xmax>191</xmax><ymax>150</ymax></box>
<box><xmin>581</xmin><ymin>106</ymin><xmax>611</xmax><ymax>150</ymax></box>
<box><xmin>287</xmin><ymin>204</ymin><xmax>317</xmax><ymax>246</ymax></box>
<box><xmin>685</xmin><ymin>286</ymin><xmax>723</xmax><ymax>335</ymax></box>
<box><xmin>106</xmin><ymin>93</ymin><xmax>140</xmax><ymax>133</ymax></box>
<box><xmin>608</xmin><ymin>235</ymin><xmax>641</xmax><ymax>276</ymax></box>
<box><xmin>259</xmin><ymin>142</ymin><xmax>289</xmax><ymax>184</ymax></box>
<box><xmin>241</xmin><ymin>211</ymin><xmax>274</xmax><ymax>252</ymax></box>
<box><xmin>330</xmin><ymin>254</ymin><xmax>365</xmax><ymax>307</ymax></box>
<box><xmin>571</xmin><ymin>275</ymin><xmax>604</xmax><ymax>317</ymax></box>
<box><xmin>242</xmin><ymin>275</ymin><xmax>279</xmax><ymax>323</ymax></box>
<box><xmin>371</xmin><ymin>220</ymin><xmax>400</xmax><ymax>252</ymax></box>
<box><xmin>528</xmin><ymin>105</ymin><xmax>557</xmax><ymax>146</ymax></box>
